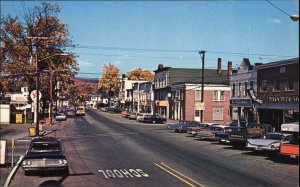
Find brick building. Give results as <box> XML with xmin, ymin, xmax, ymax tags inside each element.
<box><xmin>256</xmin><ymin>58</ymin><xmax>299</xmax><ymax>131</ymax></box>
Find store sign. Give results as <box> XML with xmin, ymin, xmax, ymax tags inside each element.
<box><xmin>247</xmin><ymin>88</ymin><xmax>263</xmax><ymax>105</ymax></box>
<box><xmin>195</xmin><ymin>102</ymin><xmax>205</xmax><ymax>110</ymax></box>
<box><xmin>267</xmin><ymin>96</ymin><xmax>299</xmax><ymax>104</ymax></box>
<box><xmin>16</xmin><ymin>114</ymin><xmax>22</xmax><ymax>123</ymax></box>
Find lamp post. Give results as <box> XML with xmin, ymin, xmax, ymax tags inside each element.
<box><xmin>199</xmin><ymin>50</ymin><xmax>206</xmax><ymax>123</ymax></box>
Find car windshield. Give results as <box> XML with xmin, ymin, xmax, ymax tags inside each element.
<box><xmin>31</xmin><ymin>142</ymin><xmax>61</xmax><ymax>153</ymax></box>
<box><xmin>264</xmin><ymin>133</ymin><xmax>283</xmax><ymax>140</ymax></box>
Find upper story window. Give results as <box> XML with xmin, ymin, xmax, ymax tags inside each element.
<box><xmin>238</xmin><ymin>83</ymin><xmax>242</xmax><ymax>96</ymax></box>
<box><xmin>280</xmin><ymin>67</ymin><xmax>286</xmax><ymax>73</ymax></box>
<box><xmin>250</xmin><ymin>81</ymin><xmax>254</xmax><ymax>89</ymax></box>
<box><xmin>260</xmin><ymin>80</ymin><xmax>267</xmax><ymax>92</ymax></box>
<box><xmin>273</xmin><ymin>79</ymin><xmax>280</xmax><ymax>92</ymax></box>
<box><xmin>244</xmin><ymin>82</ymin><xmax>248</xmax><ymax>96</ymax></box>
<box><xmin>213</xmin><ymin>91</ymin><xmax>226</xmax><ymax>101</ymax></box>
<box><xmin>232</xmin><ymin>83</ymin><xmax>235</xmax><ymax>97</ymax></box>
<box><xmin>195</xmin><ymin>90</ymin><xmax>201</xmax><ymax>101</ymax></box>
<box><xmin>285</xmin><ymin>78</ymin><xmax>294</xmax><ymax>91</ymax></box>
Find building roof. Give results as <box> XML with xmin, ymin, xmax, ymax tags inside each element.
<box><xmin>255</xmin><ymin>58</ymin><xmax>299</xmax><ymax>69</ymax></box>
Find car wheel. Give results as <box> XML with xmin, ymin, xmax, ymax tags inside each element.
<box><xmin>152</xmin><ymin>120</ymin><xmax>156</xmax><ymax>124</ymax></box>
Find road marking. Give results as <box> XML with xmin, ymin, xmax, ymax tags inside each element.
<box><xmin>154</xmin><ymin>162</ymin><xmax>205</xmax><ymax>187</ymax></box>
<box><xmin>98</xmin><ymin>168</ymin><xmax>149</xmax><ymax>179</ymax></box>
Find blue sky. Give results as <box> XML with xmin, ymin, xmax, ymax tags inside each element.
<box><xmin>1</xmin><ymin>1</ymin><xmax>299</xmax><ymax>78</ymax></box>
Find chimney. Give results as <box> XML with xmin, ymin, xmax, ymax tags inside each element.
<box><xmin>217</xmin><ymin>58</ymin><xmax>222</xmax><ymax>75</ymax></box>
<box><xmin>228</xmin><ymin>61</ymin><xmax>232</xmax><ymax>83</ymax></box>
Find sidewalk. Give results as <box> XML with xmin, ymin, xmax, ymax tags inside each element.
<box><xmin>0</xmin><ymin>122</ymin><xmax>60</xmax><ymax>187</ymax></box>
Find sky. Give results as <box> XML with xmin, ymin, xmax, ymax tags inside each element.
<box><xmin>1</xmin><ymin>0</ymin><xmax>299</xmax><ymax>78</ymax></box>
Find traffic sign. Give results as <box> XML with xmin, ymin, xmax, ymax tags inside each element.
<box><xmin>30</xmin><ymin>90</ymin><xmax>42</xmax><ymax>102</ymax></box>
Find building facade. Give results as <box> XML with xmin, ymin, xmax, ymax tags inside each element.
<box><xmin>230</xmin><ymin>58</ymin><xmax>262</xmax><ymax>126</ymax></box>
<box><xmin>256</xmin><ymin>58</ymin><xmax>299</xmax><ymax>131</ymax></box>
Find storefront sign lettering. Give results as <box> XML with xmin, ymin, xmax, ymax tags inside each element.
<box><xmin>267</xmin><ymin>96</ymin><xmax>299</xmax><ymax>103</ymax></box>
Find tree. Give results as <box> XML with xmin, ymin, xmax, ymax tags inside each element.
<box><xmin>0</xmin><ymin>2</ymin><xmax>78</xmax><ymax>98</ymax></box>
<box><xmin>126</xmin><ymin>68</ymin><xmax>154</xmax><ymax>81</ymax></box>
<box><xmin>98</xmin><ymin>63</ymin><xmax>120</xmax><ymax>91</ymax></box>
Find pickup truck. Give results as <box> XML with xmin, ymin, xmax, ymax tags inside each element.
<box><xmin>227</xmin><ymin>123</ymin><xmax>273</xmax><ymax>148</ymax></box>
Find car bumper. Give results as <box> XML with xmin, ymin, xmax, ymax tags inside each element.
<box><xmin>22</xmin><ymin>165</ymin><xmax>68</xmax><ymax>172</ymax></box>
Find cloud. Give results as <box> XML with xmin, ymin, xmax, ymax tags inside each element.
<box><xmin>78</xmin><ymin>60</ymin><xmax>94</xmax><ymax>67</ymax></box>
<box><xmin>270</xmin><ymin>19</ymin><xmax>282</xmax><ymax>24</ymax></box>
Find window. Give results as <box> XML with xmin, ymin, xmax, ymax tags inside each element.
<box><xmin>232</xmin><ymin>83</ymin><xmax>235</xmax><ymax>97</ymax></box>
<box><xmin>244</xmin><ymin>82</ymin><xmax>248</xmax><ymax>96</ymax></box>
<box><xmin>250</xmin><ymin>81</ymin><xmax>254</xmax><ymax>89</ymax></box>
<box><xmin>213</xmin><ymin>91</ymin><xmax>218</xmax><ymax>101</ymax></box>
<box><xmin>213</xmin><ymin>107</ymin><xmax>223</xmax><ymax>120</ymax></box>
<box><xmin>195</xmin><ymin>110</ymin><xmax>200</xmax><ymax>117</ymax></box>
<box><xmin>285</xmin><ymin>78</ymin><xmax>294</xmax><ymax>91</ymax></box>
<box><xmin>238</xmin><ymin>83</ymin><xmax>241</xmax><ymax>96</ymax></box>
<box><xmin>260</xmin><ymin>80</ymin><xmax>267</xmax><ymax>92</ymax></box>
<box><xmin>273</xmin><ymin>79</ymin><xmax>280</xmax><ymax>92</ymax></box>
<box><xmin>220</xmin><ymin>91</ymin><xmax>225</xmax><ymax>101</ymax></box>
<box><xmin>213</xmin><ymin>91</ymin><xmax>226</xmax><ymax>101</ymax></box>
<box><xmin>280</xmin><ymin>67</ymin><xmax>286</xmax><ymax>73</ymax></box>
<box><xmin>195</xmin><ymin>90</ymin><xmax>201</xmax><ymax>101</ymax></box>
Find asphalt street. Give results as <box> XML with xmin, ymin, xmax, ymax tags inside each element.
<box><xmin>5</xmin><ymin>109</ymin><xmax>300</xmax><ymax>187</ymax></box>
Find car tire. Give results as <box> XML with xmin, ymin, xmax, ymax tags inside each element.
<box><xmin>152</xmin><ymin>120</ymin><xmax>156</xmax><ymax>124</ymax></box>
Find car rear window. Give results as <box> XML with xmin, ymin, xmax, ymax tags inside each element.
<box><xmin>31</xmin><ymin>142</ymin><xmax>61</xmax><ymax>153</ymax></box>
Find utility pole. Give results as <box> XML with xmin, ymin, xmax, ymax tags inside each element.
<box><xmin>199</xmin><ymin>50</ymin><xmax>206</xmax><ymax>123</ymax></box>
<box><xmin>26</xmin><ymin>36</ymin><xmax>49</xmax><ymax>137</ymax></box>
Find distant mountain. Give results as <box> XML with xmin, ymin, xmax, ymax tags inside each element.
<box><xmin>75</xmin><ymin>77</ymin><xmax>98</xmax><ymax>88</ymax></box>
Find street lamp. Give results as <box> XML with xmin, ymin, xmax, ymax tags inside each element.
<box><xmin>35</xmin><ymin>53</ymin><xmax>69</xmax><ymax>136</ymax></box>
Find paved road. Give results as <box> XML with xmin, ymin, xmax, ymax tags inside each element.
<box><xmin>9</xmin><ymin>110</ymin><xmax>299</xmax><ymax>187</ymax></box>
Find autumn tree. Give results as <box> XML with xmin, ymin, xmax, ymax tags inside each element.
<box><xmin>98</xmin><ymin>63</ymin><xmax>120</xmax><ymax>92</ymax></box>
<box><xmin>0</xmin><ymin>2</ymin><xmax>78</xmax><ymax>100</ymax></box>
<box><xmin>126</xmin><ymin>68</ymin><xmax>154</xmax><ymax>81</ymax></box>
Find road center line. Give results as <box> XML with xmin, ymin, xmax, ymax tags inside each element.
<box><xmin>154</xmin><ymin>163</ymin><xmax>197</xmax><ymax>187</ymax></box>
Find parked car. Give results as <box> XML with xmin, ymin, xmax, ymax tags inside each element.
<box><xmin>143</xmin><ymin>114</ymin><xmax>166</xmax><ymax>124</ymax></box>
<box><xmin>246</xmin><ymin>132</ymin><xmax>293</xmax><ymax>152</ymax></box>
<box><xmin>227</xmin><ymin>123</ymin><xmax>273</xmax><ymax>147</ymax></box>
<box><xmin>168</xmin><ymin>120</ymin><xmax>199</xmax><ymax>133</ymax></box>
<box><xmin>279</xmin><ymin>122</ymin><xmax>299</xmax><ymax>158</ymax></box>
<box><xmin>187</xmin><ymin>123</ymin><xmax>219</xmax><ymax>136</ymax></box>
<box><xmin>195</xmin><ymin>125</ymin><xmax>230</xmax><ymax>141</ymax></box>
<box><xmin>128</xmin><ymin>113</ymin><xmax>138</xmax><ymax>120</ymax></box>
<box><xmin>121</xmin><ymin>111</ymin><xmax>131</xmax><ymax>118</ymax></box>
<box><xmin>107</xmin><ymin>107</ymin><xmax>122</xmax><ymax>113</ymax></box>
<box><xmin>136</xmin><ymin>113</ymin><xmax>148</xmax><ymax>122</ymax></box>
<box><xmin>55</xmin><ymin>112</ymin><xmax>67</xmax><ymax>121</ymax></box>
<box><xmin>100</xmin><ymin>107</ymin><xmax>108</xmax><ymax>112</ymax></box>
<box><xmin>22</xmin><ymin>137</ymin><xmax>69</xmax><ymax>176</ymax></box>
<box><xmin>65</xmin><ymin>109</ymin><xmax>75</xmax><ymax>117</ymax></box>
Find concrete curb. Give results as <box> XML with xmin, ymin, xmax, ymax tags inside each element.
<box><xmin>4</xmin><ymin>156</ymin><xmax>23</xmax><ymax>187</ymax></box>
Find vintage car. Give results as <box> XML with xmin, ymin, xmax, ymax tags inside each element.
<box><xmin>168</xmin><ymin>120</ymin><xmax>199</xmax><ymax>133</ymax></box>
<box><xmin>143</xmin><ymin>114</ymin><xmax>166</xmax><ymax>124</ymax></box>
<box><xmin>121</xmin><ymin>111</ymin><xmax>132</xmax><ymax>118</ymax></box>
<box><xmin>246</xmin><ymin>132</ymin><xmax>293</xmax><ymax>152</ymax></box>
<box><xmin>128</xmin><ymin>113</ymin><xmax>138</xmax><ymax>120</ymax></box>
<box><xmin>227</xmin><ymin>123</ymin><xmax>273</xmax><ymax>147</ymax></box>
<box><xmin>195</xmin><ymin>125</ymin><xmax>230</xmax><ymax>141</ymax></box>
<box><xmin>279</xmin><ymin>122</ymin><xmax>299</xmax><ymax>158</ymax></box>
<box><xmin>55</xmin><ymin>112</ymin><xmax>67</xmax><ymax>121</ymax></box>
<box><xmin>186</xmin><ymin>123</ymin><xmax>219</xmax><ymax>136</ymax></box>
<box><xmin>22</xmin><ymin>137</ymin><xmax>69</xmax><ymax>176</ymax></box>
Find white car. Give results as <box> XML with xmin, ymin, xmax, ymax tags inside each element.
<box><xmin>55</xmin><ymin>113</ymin><xmax>67</xmax><ymax>121</ymax></box>
<box><xmin>246</xmin><ymin>132</ymin><xmax>293</xmax><ymax>152</ymax></box>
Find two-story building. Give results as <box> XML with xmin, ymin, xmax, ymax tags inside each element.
<box><xmin>132</xmin><ymin>81</ymin><xmax>153</xmax><ymax>113</ymax></box>
<box><xmin>230</xmin><ymin>58</ymin><xmax>262</xmax><ymax>126</ymax></box>
<box><xmin>169</xmin><ymin>60</ymin><xmax>232</xmax><ymax>123</ymax></box>
<box><xmin>256</xmin><ymin>58</ymin><xmax>299</xmax><ymax>131</ymax></box>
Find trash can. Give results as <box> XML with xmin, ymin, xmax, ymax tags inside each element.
<box><xmin>29</xmin><ymin>127</ymin><xmax>36</xmax><ymax>137</ymax></box>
